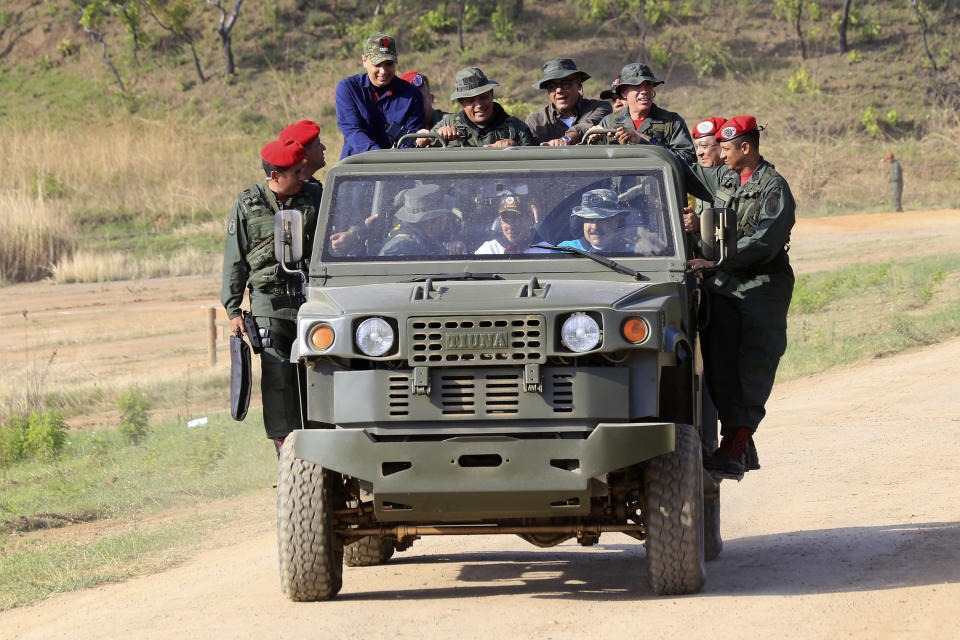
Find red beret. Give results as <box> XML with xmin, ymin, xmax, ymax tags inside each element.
<box><xmin>399</xmin><ymin>71</ymin><xmax>426</xmax><ymax>87</ymax></box>
<box><xmin>260</xmin><ymin>139</ymin><xmax>305</xmax><ymax>168</ymax></box>
<box><xmin>885</xmin><ymin>152</ymin><xmax>894</xmax><ymax>159</ymax></box>
<box><xmin>693</xmin><ymin>117</ymin><xmax>727</xmax><ymax>139</ymax></box>
<box><xmin>279</xmin><ymin>120</ymin><xmax>320</xmax><ymax>146</ymax></box>
<box><xmin>716</xmin><ymin>115</ymin><xmax>761</xmax><ymax>142</ymax></box>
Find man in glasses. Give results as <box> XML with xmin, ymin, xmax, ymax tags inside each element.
<box><xmin>526</xmin><ymin>58</ymin><xmax>611</xmax><ymax>146</ymax></box>
<box><xmin>684</xmin><ymin>116</ymin><xmax>727</xmax><ymax>234</ymax></box>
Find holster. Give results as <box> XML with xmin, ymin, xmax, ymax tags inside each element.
<box><xmin>242</xmin><ymin>311</ymin><xmax>263</xmax><ymax>353</ymax></box>
<box><xmin>230</xmin><ymin>333</ymin><xmax>252</xmax><ymax>421</ymax></box>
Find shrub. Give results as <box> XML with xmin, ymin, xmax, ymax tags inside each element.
<box><xmin>846</xmin><ymin>49</ymin><xmax>862</xmax><ymax>64</ymax></box>
<box><xmin>861</xmin><ymin>106</ymin><xmax>881</xmax><ymax>138</ymax></box>
<box><xmin>650</xmin><ymin>43</ymin><xmax>670</xmax><ymax>69</ymax></box>
<box><xmin>410</xmin><ymin>24</ymin><xmax>435</xmax><ymax>52</ymax></box>
<box><xmin>56</xmin><ymin>39</ymin><xmax>79</xmax><ymax>58</ymax></box>
<box><xmin>0</xmin><ymin>415</ymin><xmax>29</xmax><ymax>465</ymax></box>
<box><xmin>24</xmin><ymin>410</ymin><xmax>68</xmax><ymax>460</ymax></box>
<box><xmin>788</xmin><ymin>67</ymin><xmax>819</xmax><ymax>94</ymax></box>
<box><xmin>885</xmin><ymin>109</ymin><xmax>899</xmax><ymax>127</ymax></box>
<box><xmin>420</xmin><ymin>8</ymin><xmax>455</xmax><ymax>32</ymax></box>
<box><xmin>491</xmin><ymin>5</ymin><xmax>515</xmax><ymax>43</ymax></box>
<box><xmin>118</xmin><ymin>388</ymin><xmax>151</xmax><ymax>445</ymax></box>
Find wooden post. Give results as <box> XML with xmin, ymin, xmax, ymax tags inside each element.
<box><xmin>206</xmin><ymin>307</ymin><xmax>217</xmax><ymax>367</ymax></box>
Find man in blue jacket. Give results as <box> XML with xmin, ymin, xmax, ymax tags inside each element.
<box><xmin>335</xmin><ymin>33</ymin><xmax>425</xmax><ymax>159</ymax></box>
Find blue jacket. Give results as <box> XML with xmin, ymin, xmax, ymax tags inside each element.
<box><xmin>336</xmin><ymin>73</ymin><xmax>425</xmax><ymax>158</ymax></box>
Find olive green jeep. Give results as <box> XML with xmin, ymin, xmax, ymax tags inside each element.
<box><xmin>273</xmin><ymin>145</ymin><xmax>733</xmax><ymax>601</ymax></box>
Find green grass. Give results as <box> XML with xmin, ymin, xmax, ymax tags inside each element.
<box><xmin>780</xmin><ymin>255</ymin><xmax>960</xmax><ymax>380</ymax></box>
<box><xmin>0</xmin><ymin>407</ymin><xmax>277</xmax><ymax>609</ymax></box>
<box><xmin>0</xmin><ymin>513</ymin><xmax>219</xmax><ymax>610</ymax></box>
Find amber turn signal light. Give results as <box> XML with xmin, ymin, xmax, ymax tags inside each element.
<box><xmin>621</xmin><ymin>317</ymin><xmax>649</xmax><ymax>344</ymax></box>
<box><xmin>310</xmin><ymin>325</ymin><xmax>334</xmax><ymax>350</ymax></box>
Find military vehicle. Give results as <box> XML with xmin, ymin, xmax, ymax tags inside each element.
<box><xmin>272</xmin><ymin>145</ymin><xmax>736</xmax><ymax>601</ymax></box>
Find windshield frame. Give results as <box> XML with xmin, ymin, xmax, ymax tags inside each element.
<box><xmin>309</xmin><ymin>148</ymin><xmax>690</xmax><ymax>282</ymax></box>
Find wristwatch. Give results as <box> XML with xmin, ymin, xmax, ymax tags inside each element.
<box><xmin>561</xmin><ymin>135</ymin><xmax>573</xmax><ymax>144</ymax></box>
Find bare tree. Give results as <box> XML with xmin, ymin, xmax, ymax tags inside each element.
<box><xmin>456</xmin><ymin>0</ymin><xmax>466</xmax><ymax>51</ymax></box>
<box><xmin>907</xmin><ymin>0</ymin><xmax>937</xmax><ymax>73</ymax></box>
<box><xmin>206</xmin><ymin>0</ymin><xmax>243</xmax><ymax>76</ymax></box>
<box><xmin>76</xmin><ymin>2</ymin><xmax>126</xmax><ymax>92</ymax></box>
<box><xmin>838</xmin><ymin>0</ymin><xmax>853</xmax><ymax>53</ymax></box>
<box><xmin>143</xmin><ymin>0</ymin><xmax>207</xmax><ymax>83</ymax></box>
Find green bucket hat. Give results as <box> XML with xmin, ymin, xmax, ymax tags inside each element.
<box><xmin>617</xmin><ymin>62</ymin><xmax>663</xmax><ymax>92</ymax></box>
<box><xmin>363</xmin><ymin>33</ymin><xmax>398</xmax><ymax>65</ymax></box>
<box><xmin>532</xmin><ymin>58</ymin><xmax>590</xmax><ymax>90</ymax></box>
<box><xmin>450</xmin><ymin>67</ymin><xmax>499</xmax><ymax>101</ymax></box>
<box><xmin>395</xmin><ymin>184</ymin><xmax>450</xmax><ymax>223</ymax></box>
<box><xmin>571</xmin><ymin>189</ymin><xmax>627</xmax><ymax>219</ymax></box>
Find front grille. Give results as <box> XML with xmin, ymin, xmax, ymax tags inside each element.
<box><xmin>408</xmin><ymin>315</ymin><xmax>546</xmax><ymax>366</ymax></box>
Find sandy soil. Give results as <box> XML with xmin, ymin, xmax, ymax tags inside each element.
<box><xmin>0</xmin><ymin>210</ymin><xmax>958</xmax><ymax>637</ymax></box>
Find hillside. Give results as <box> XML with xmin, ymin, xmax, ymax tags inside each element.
<box><xmin>1</xmin><ymin>0</ymin><xmax>959</xmax><ymax>284</ymax></box>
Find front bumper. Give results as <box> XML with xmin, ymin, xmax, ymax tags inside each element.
<box><xmin>289</xmin><ymin>422</ymin><xmax>674</xmax><ymax>522</ymax></box>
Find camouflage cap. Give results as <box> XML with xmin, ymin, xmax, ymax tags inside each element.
<box><xmin>363</xmin><ymin>33</ymin><xmax>398</xmax><ymax>65</ymax></box>
<box><xmin>395</xmin><ymin>184</ymin><xmax>451</xmax><ymax>223</ymax></box>
<box><xmin>617</xmin><ymin>62</ymin><xmax>663</xmax><ymax>93</ymax></box>
<box><xmin>572</xmin><ymin>189</ymin><xmax>627</xmax><ymax>220</ymax></box>
<box><xmin>533</xmin><ymin>58</ymin><xmax>590</xmax><ymax>90</ymax></box>
<box><xmin>450</xmin><ymin>67</ymin><xmax>499</xmax><ymax>101</ymax></box>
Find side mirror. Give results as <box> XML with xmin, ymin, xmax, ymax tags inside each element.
<box><xmin>699</xmin><ymin>207</ymin><xmax>737</xmax><ymax>263</ymax></box>
<box><xmin>273</xmin><ymin>209</ymin><xmax>303</xmax><ymax>267</ymax></box>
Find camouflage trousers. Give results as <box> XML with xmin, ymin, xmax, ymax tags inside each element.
<box><xmin>700</xmin><ymin>290</ymin><xmax>789</xmax><ymax>435</ymax></box>
<box><xmin>255</xmin><ymin>317</ymin><xmax>301</xmax><ymax>440</ymax></box>
<box><xmin>891</xmin><ymin>181</ymin><xmax>903</xmax><ymax>212</ymax></box>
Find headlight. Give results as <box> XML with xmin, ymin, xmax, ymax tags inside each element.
<box><xmin>561</xmin><ymin>313</ymin><xmax>601</xmax><ymax>353</ymax></box>
<box><xmin>355</xmin><ymin>317</ymin><xmax>395</xmax><ymax>357</ymax></box>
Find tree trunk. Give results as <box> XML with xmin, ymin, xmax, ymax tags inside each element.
<box><xmin>839</xmin><ymin>0</ymin><xmax>853</xmax><ymax>53</ymax></box>
<box><xmin>908</xmin><ymin>0</ymin><xmax>938</xmax><ymax>73</ymax></box>
<box><xmin>207</xmin><ymin>0</ymin><xmax>243</xmax><ymax>76</ymax></box>
<box><xmin>794</xmin><ymin>1</ymin><xmax>806</xmax><ymax>60</ymax></box>
<box><xmin>187</xmin><ymin>37</ymin><xmax>207</xmax><ymax>84</ymax></box>
<box><xmin>457</xmin><ymin>0</ymin><xmax>465</xmax><ymax>51</ymax></box>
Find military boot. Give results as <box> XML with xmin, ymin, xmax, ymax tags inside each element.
<box><xmin>703</xmin><ymin>427</ymin><xmax>751</xmax><ymax>475</ymax></box>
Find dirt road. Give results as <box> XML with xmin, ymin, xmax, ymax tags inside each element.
<box><xmin>3</xmin><ymin>312</ymin><xmax>959</xmax><ymax>639</ymax></box>
<box><xmin>1</xmin><ymin>210</ymin><xmax>958</xmax><ymax>638</ymax></box>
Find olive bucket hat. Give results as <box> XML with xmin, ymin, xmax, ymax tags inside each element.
<box><xmin>450</xmin><ymin>67</ymin><xmax>499</xmax><ymax>101</ymax></box>
<box><xmin>395</xmin><ymin>184</ymin><xmax>451</xmax><ymax>223</ymax></box>
<box><xmin>618</xmin><ymin>62</ymin><xmax>663</xmax><ymax>89</ymax></box>
<box><xmin>532</xmin><ymin>58</ymin><xmax>590</xmax><ymax>90</ymax></box>
<box><xmin>572</xmin><ymin>189</ymin><xmax>628</xmax><ymax>219</ymax></box>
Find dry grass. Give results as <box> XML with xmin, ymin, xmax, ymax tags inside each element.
<box><xmin>0</xmin><ymin>190</ymin><xmax>74</xmax><ymax>282</ymax></box>
<box><xmin>0</xmin><ymin>121</ymin><xmax>262</xmax><ymax>224</ymax></box>
<box><xmin>51</xmin><ymin>247</ymin><xmax>220</xmax><ymax>284</ymax></box>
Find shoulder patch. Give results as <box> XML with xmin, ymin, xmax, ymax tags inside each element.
<box><xmin>227</xmin><ymin>217</ymin><xmax>237</xmax><ymax>235</ymax></box>
<box><xmin>764</xmin><ymin>191</ymin><xmax>782</xmax><ymax>216</ymax></box>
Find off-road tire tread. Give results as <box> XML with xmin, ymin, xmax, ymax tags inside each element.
<box><xmin>344</xmin><ymin>536</ymin><xmax>395</xmax><ymax>567</ymax></box>
<box><xmin>643</xmin><ymin>423</ymin><xmax>706</xmax><ymax>595</ymax></box>
<box><xmin>704</xmin><ymin>494</ymin><xmax>722</xmax><ymax>561</ymax></box>
<box><xmin>277</xmin><ymin>437</ymin><xmax>343</xmax><ymax>601</ymax></box>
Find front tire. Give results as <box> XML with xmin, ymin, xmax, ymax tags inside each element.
<box><xmin>277</xmin><ymin>436</ymin><xmax>344</xmax><ymax>601</ymax></box>
<box><xmin>643</xmin><ymin>423</ymin><xmax>706</xmax><ymax>595</ymax></box>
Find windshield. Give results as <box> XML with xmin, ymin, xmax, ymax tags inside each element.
<box><xmin>319</xmin><ymin>169</ymin><xmax>676</xmax><ymax>262</ymax></box>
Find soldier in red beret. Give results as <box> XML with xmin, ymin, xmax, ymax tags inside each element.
<box><xmin>221</xmin><ymin>137</ymin><xmax>323</xmax><ymax>455</ymax></box>
<box><xmin>684</xmin><ymin>116</ymin><xmax>727</xmax><ymax>234</ymax></box>
<box><xmin>279</xmin><ymin>120</ymin><xmax>326</xmax><ymax>189</ymax></box>
<box><xmin>399</xmin><ymin>71</ymin><xmax>446</xmax><ymax>130</ymax></box>
<box><xmin>685</xmin><ymin>115</ymin><xmax>796</xmax><ymax>475</ymax></box>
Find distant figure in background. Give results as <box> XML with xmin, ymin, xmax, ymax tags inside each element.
<box><xmin>599</xmin><ymin>76</ymin><xmax>625</xmax><ymax>112</ymax></box>
<box><xmin>885</xmin><ymin>152</ymin><xmax>903</xmax><ymax>212</ymax></box>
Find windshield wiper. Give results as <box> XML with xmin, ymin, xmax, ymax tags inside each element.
<box><xmin>408</xmin><ymin>272</ymin><xmax>504</xmax><ymax>282</ymax></box>
<box><xmin>529</xmin><ymin>243</ymin><xmax>648</xmax><ymax>281</ymax></box>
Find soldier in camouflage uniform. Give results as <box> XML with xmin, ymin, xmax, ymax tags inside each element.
<box><xmin>222</xmin><ymin>138</ymin><xmax>322</xmax><ymax>451</ymax></box>
<box><xmin>418</xmin><ymin>67</ymin><xmax>534</xmax><ymax>148</ymax></box>
<box><xmin>885</xmin><ymin>152</ymin><xmax>903</xmax><ymax>212</ymax></box>
<box><xmin>684</xmin><ymin>116</ymin><xmax>795</xmax><ymax>475</ymax></box>
<box><xmin>379</xmin><ymin>184</ymin><xmax>463</xmax><ymax>257</ymax></box>
<box><xmin>590</xmin><ymin>62</ymin><xmax>695</xmax><ymax>165</ymax></box>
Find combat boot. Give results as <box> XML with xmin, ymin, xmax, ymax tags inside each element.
<box><xmin>703</xmin><ymin>427</ymin><xmax>751</xmax><ymax>475</ymax></box>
